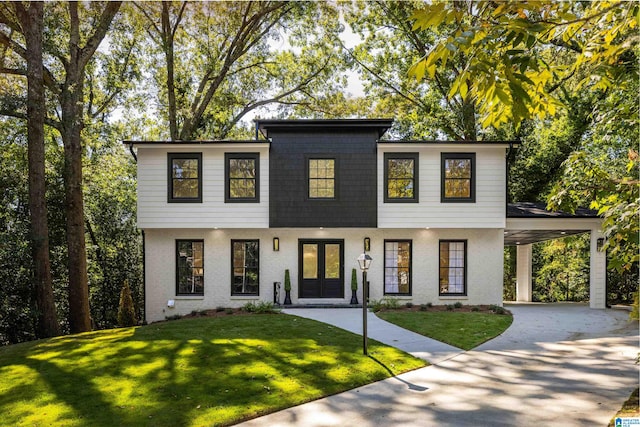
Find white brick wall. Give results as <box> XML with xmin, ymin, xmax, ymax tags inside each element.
<box><xmin>144</xmin><ymin>227</ymin><xmax>504</xmax><ymax>322</ymax></box>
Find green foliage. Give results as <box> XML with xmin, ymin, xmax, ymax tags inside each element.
<box><xmin>453</xmin><ymin>302</ymin><xmax>463</xmax><ymax>309</ymax></box>
<box><xmin>631</xmin><ymin>290</ymin><xmax>639</xmax><ymax>321</ymax></box>
<box><xmin>351</xmin><ymin>268</ymin><xmax>358</xmax><ymax>291</ymax></box>
<box><xmin>0</xmin><ymin>315</ymin><xmax>425</xmax><ymax>426</ymax></box>
<box><xmin>369</xmin><ymin>298</ymin><xmax>401</xmax><ymax>312</ymax></box>
<box><xmin>533</xmin><ymin>236</ymin><xmax>590</xmax><ymax>303</ymax></box>
<box><xmin>243</xmin><ymin>301</ymin><xmax>281</xmax><ymax>314</ymax></box>
<box><xmin>284</xmin><ymin>269</ymin><xmax>291</xmax><ymax>292</ymax></box>
<box><xmin>409</xmin><ymin>1</ymin><xmax>638</xmax><ymax>130</ymax></box>
<box><xmin>117</xmin><ymin>280</ymin><xmax>137</xmax><ymax>327</ymax></box>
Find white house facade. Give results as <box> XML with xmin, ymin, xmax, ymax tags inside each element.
<box><xmin>126</xmin><ymin>119</ymin><xmax>605</xmax><ymax>323</ymax></box>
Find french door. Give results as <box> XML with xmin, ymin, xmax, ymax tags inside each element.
<box><xmin>298</xmin><ymin>239</ymin><xmax>344</xmax><ymax>298</ymax></box>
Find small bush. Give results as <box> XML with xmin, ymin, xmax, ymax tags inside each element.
<box><xmin>165</xmin><ymin>314</ymin><xmax>182</xmax><ymax>321</ymax></box>
<box><xmin>426</xmin><ymin>302</ymin><xmax>433</xmax><ymax>308</ymax></box>
<box><xmin>405</xmin><ymin>302</ymin><xmax>413</xmax><ymax>308</ymax></box>
<box><xmin>117</xmin><ymin>280</ymin><xmax>138</xmax><ymax>327</ymax></box>
<box><xmin>446</xmin><ymin>304</ymin><xmax>455</xmax><ymax>311</ymax></box>
<box><xmin>490</xmin><ymin>305</ymin><xmax>506</xmax><ymax>315</ymax></box>
<box><xmin>471</xmin><ymin>306</ymin><xmax>480</xmax><ymax>312</ymax></box>
<box><xmin>215</xmin><ymin>306</ymin><xmax>225</xmax><ymax>312</ymax></box>
<box><xmin>384</xmin><ymin>298</ymin><xmax>400</xmax><ymax>309</ymax></box>
<box><xmin>454</xmin><ymin>302</ymin><xmax>463</xmax><ymax>309</ymax></box>
<box><xmin>198</xmin><ymin>310</ymin><xmax>208</xmax><ymax>316</ymax></box>
<box><xmin>225</xmin><ymin>308</ymin><xmax>234</xmax><ymax>315</ymax></box>
<box><xmin>190</xmin><ymin>310</ymin><xmax>198</xmax><ymax>316</ymax></box>
<box><xmin>243</xmin><ymin>301</ymin><xmax>280</xmax><ymax>314</ymax></box>
<box><xmin>369</xmin><ymin>299</ymin><xmax>385</xmax><ymax>312</ymax></box>
<box><xmin>419</xmin><ymin>304</ymin><xmax>428</xmax><ymax>311</ymax></box>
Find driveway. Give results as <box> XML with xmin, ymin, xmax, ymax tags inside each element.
<box><xmin>238</xmin><ymin>304</ymin><xmax>638</xmax><ymax>426</ymax></box>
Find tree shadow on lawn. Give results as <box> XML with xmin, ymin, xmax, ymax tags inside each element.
<box><xmin>1</xmin><ymin>315</ymin><xmax>422</xmax><ymax>427</ymax></box>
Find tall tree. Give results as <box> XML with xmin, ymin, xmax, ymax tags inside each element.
<box><xmin>11</xmin><ymin>2</ymin><xmax>59</xmax><ymax>337</ymax></box>
<box><xmin>137</xmin><ymin>1</ymin><xmax>346</xmax><ymax>140</ymax></box>
<box><xmin>0</xmin><ymin>2</ymin><xmax>122</xmax><ymax>333</ymax></box>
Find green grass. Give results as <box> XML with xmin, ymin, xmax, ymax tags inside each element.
<box><xmin>376</xmin><ymin>311</ymin><xmax>513</xmax><ymax>350</ymax></box>
<box><xmin>609</xmin><ymin>388</ymin><xmax>639</xmax><ymax>426</ymax></box>
<box><xmin>0</xmin><ymin>314</ymin><xmax>425</xmax><ymax>427</ymax></box>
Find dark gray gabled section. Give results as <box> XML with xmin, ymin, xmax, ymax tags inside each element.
<box><xmin>261</xmin><ymin>120</ymin><xmax>392</xmax><ymax>228</ymax></box>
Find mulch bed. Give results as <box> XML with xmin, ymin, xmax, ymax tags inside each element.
<box><xmin>376</xmin><ymin>304</ymin><xmax>512</xmax><ymax>315</ymax></box>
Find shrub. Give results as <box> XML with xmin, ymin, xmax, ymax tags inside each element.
<box><xmin>384</xmin><ymin>298</ymin><xmax>400</xmax><ymax>309</ymax></box>
<box><xmin>198</xmin><ymin>310</ymin><xmax>208</xmax><ymax>316</ymax></box>
<box><xmin>454</xmin><ymin>302</ymin><xmax>463</xmax><ymax>309</ymax></box>
<box><xmin>165</xmin><ymin>314</ymin><xmax>182</xmax><ymax>321</ymax></box>
<box><xmin>225</xmin><ymin>308</ymin><xmax>234</xmax><ymax>315</ymax></box>
<box><xmin>369</xmin><ymin>299</ymin><xmax>385</xmax><ymax>312</ymax></box>
<box><xmin>216</xmin><ymin>306</ymin><xmax>225</xmax><ymax>312</ymax></box>
<box><xmin>446</xmin><ymin>304</ymin><xmax>454</xmax><ymax>311</ymax></box>
<box><xmin>284</xmin><ymin>269</ymin><xmax>291</xmax><ymax>292</ymax></box>
<box><xmin>427</xmin><ymin>302</ymin><xmax>433</xmax><ymax>308</ymax></box>
<box><xmin>190</xmin><ymin>310</ymin><xmax>198</xmax><ymax>317</ymax></box>
<box><xmin>405</xmin><ymin>302</ymin><xmax>413</xmax><ymax>308</ymax></box>
<box><xmin>471</xmin><ymin>306</ymin><xmax>480</xmax><ymax>312</ymax></box>
<box><xmin>419</xmin><ymin>304</ymin><xmax>428</xmax><ymax>311</ymax></box>
<box><xmin>117</xmin><ymin>280</ymin><xmax>138</xmax><ymax>327</ymax></box>
<box><xmin>243</xmin><ymin>301</ymin><xmax>280</xmax><ymax>314</ymax></box>
<box><xmin>490</xmin><ymin>305</ymin><xmax>506</xmax><ymax>315</ymax></box>
<box><xmin>351</xmin><ymin>268</ymin><xmax>358</xmax><ymax>291</ymax></box>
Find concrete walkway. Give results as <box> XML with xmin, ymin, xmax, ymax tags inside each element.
<box><xmin>238</xmin><ymin>304</ymin><xmax>639</xmax><ymax>427</ymax></box>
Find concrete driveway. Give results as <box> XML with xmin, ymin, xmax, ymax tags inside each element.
<box><xmin>237</xmin><ymin>304</ymin><xmax>638</xmax><ymax>427</ymax></box>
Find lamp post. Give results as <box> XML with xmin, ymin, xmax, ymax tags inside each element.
<box><xmin>357</xmin><ymin>253</ymin><xmax>372</xmax><ymax>355</ymax></box>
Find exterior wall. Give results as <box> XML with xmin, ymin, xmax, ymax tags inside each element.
<box><xmin>516</xmin><ymin>244</ymin><xmax>533</xmax><ymax>302</ymax></box>
<box><xmin>144</xmin><ymin>227</ymin><xmax>504</xmax><ymax>322</ymax></box>
<box><xmin>137</xmin><ymin>144</ymin><xmax>269</xmax><ymax>228</ymax></box>
<box><xmin>378</xmin><ymin>144</ymin><xmax>507</xmax><ymax>228</ymax></box>
<box><xmin>590</xmin><ymin>228</ymin><xmax>607</xmax><ymax>309</ymax></box>
<box><xmin>269</xmin><ymin>129</ymin><xmax>378</xmax><ymax>228</ymax></box>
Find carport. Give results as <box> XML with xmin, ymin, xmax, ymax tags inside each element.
<box><xmin>505</xmin><ymin>202</ymin><xmax>605</xmax><ymax>308</ymax></box>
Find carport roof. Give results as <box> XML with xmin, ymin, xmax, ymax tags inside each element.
<box><xmin>505</xmin><ymin>202</ymin><xmax>600</xmax><ymax>246</ymax></box>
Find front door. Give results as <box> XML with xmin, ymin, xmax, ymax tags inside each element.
<box><xmin>299</xmin><ymin>239</ymin><xmax>344</xmax><ymax>298</ymax></box>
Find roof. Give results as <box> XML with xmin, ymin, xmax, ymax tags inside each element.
<box><xmin>256</xmin><ymin>118</ymin><xmax>394</xmax><ymax>139</ymax></box>
<box><xmin>507</xmin><ymin>202</ymin><xmax>598</xmax><ymax>218</ymax></box>
<box><xmin>378</xmin><ymin>140</ymin><xmax>519</xmax><ymax>147</ymax></box>
<box><xmin>123</xmin><ymin>140</ymin><xmax>267</xmax><ymax>145</ymax></box>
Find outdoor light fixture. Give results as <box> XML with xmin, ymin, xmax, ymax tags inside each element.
<box><xmin>273</xmin><ymin>237</ymin><xmax>280</xmax><ymax>251</ymax></box>
<box><xmin>167</xmin><ymin>299</ymin><xmax>175</xmax><ymax>308</ymax></box>
<box><xmin>364</xmin><ymin>237</ymin><xmax>371</xmax><ymax>252</ymax></box>
<box><xmin>597</xmin><ymin>238</ymin><xmax>605</xmax><ymax>251</ymax></box>
<box><xmin>357</xmin><ymin>253</ymin><xmax>373</xmax><ymax>355</ymax></box>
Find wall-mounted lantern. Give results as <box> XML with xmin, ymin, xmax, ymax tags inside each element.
<box><xmin>597</xmin><ymin>238</ymin><xmax>605</xmax><ymax>252</ymax></box>
<box><xmin>273</xmin><ymin>237</ymin><xmax>280</xmax><ymax>251</ymax></box>
<box><xmin>364</xmin><ymin>237</ymin><xmax>371</xmax><ymax>252</ymax></box>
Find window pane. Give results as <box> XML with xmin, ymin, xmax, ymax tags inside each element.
<box><xmin>232</xmin><ymin>240</ymin><xmax>259</xmax><ymax>295</ymax></box>
<box><xmin>439</xmin><ymin>241</ymin><xmax>465</xmax><ymax>295</ymax></box>
<box><xmin>445</xmin><ymin>179</ymin><xmax>470</xmax><ymax>198</ymax></box>
<box><xmin>173</xmin><ymin>159</ymin><xmax>199</xmax><ymax>179</ymax></box>
<box><xmin>387</xmin><ymin>158</ymin><xmax>415</xmax><ymax>199</ymax></box>
<box><xmin>388</xmin><ymin>159</ymin><xmax>414</xmax><ymax>178</ymax></box>
<box><xmin>384</xmin><ymin>241</ymin><xmax>411</xmax><ymax>294</ymax></box>
<box><xmin>325</xmin><ymin>244</ymin><xmax>340</xmax><ymax>279</ymax></box>
<box><xmin>445</xmin><ymin>159</ymin><xmax>471</xmax><ymax>179</ymax></box>
<box><xmin>177</xmin><ymin>240</ymin><xmax>204</xmax><ymax>295</ymax></box>
<box><xmin>309</xmin><ymin>159</ymin><xmax>335</xmax><ymax>199</ymax></box>
<box><xmin>173</xmin><ymin>178</ymin><xmax>199</xmax><ymax>198</ymax></box>
<box><xmin>303</xmin><ymin>244</ymin><xmax>318</xmax><ymax>279</ymax></box>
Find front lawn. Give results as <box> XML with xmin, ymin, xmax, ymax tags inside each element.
<box><xmin>0</xmin><ymin>314</ymin><xmax>425</xmax><ymax>427</ymax></box>
<box><xmin>376</xmin><ymin>309</ymin><xmax>513</xmax><ymax>350</ymax></box>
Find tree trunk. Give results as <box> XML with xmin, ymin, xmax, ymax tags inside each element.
<box><xmin>162</xmin><ymin>2</ymin><xmax>178</xmax><ymax>141</ymax></box>
<box><xmin>15</xmin><ymin>1</ymin><xmax>60</xmax><ymax>338</ymax></box>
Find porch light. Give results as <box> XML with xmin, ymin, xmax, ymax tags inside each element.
<box><xmin>597</xmin><ymin>238</ymin><xmax>605</xmax><ymax>251</ymax></box>
<box><xmin>357</xmin><ymin>253</ymin><xmax>372</xmax><ymax>355</ymax></box>
<box><xmin>364</xmin><ymin>237</ymin><xmax>371</xmax><ymax>252</ymax></box>
<box><xmin>273</xmin><ymin>237</ymin><xmax>280</xmax><ymax>251</ymax></box>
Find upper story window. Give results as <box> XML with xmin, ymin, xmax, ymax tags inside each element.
<box><xmin>225</xmin><ymin>153</ymin><xmax>259</xmax><ymax>203</ymax></box>
<box><xmin>168</xmin><ymin>153</ymin><xmax>202</xmax><ymax>203</ymax></box>
<box><xmin>439</xmin><ymin>240</ymin><xmax>466</xmax><ymax>296</ymax></box>
<box><xmin>176</xmin><ymin>239</ymin><xmax>204</xmax><ymax>295</ymax></box>
<box><xmin>384</xmin><ymin>240</ymin><xmax>412</xmax><ymax>295</ymax></box>
<box><xmin>308</xmin><ymin>158</ymin><xmax>335</xmax><ymax>199</ymax></box>
<box><xmin>441</xmin><ymin>153</ymin><xmax>475</xmax><ymax>203</ymax></box>
<box><xmin>384</xmin><ymin>153</ymin><xmax>418</xmax><ymax>203</ymax></box>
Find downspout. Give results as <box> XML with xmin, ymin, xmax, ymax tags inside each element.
<box><xmin>505</xmin><ymin>141</ymin><xmax>517</xmax><ymax>216</ymax></box>
<box><xmin>127</xmin><ymin>142</ymin><xmax>145</xmax><ymax>323</ymax></box>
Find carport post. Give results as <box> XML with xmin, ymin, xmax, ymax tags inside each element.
<box><xmin>589</xmin><ymin>229</ymin><xmax>607</xmax><ymax>309</ymax></box>
<box><xmin>516</xmin><ymin>244</ymin><xmax>533</xmax><ymax>302</ymax></box>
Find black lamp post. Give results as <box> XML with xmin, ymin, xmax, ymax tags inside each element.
<box><xmin>357</xmin><ymin>253</ymin><xmax>372</xmax><ymax>355</ymax></box>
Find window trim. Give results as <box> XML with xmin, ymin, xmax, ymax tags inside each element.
<box><xmin>168</xmin><ymin>153</ymin><xmax>203</xmax><ymax>203</ymax></box>
<box><xmin>307</xmin><ymin>157</ymin><xmax>337</xmax><ymax>200</ymax></box>
<box><xmin>383</xmin><ymin>239</ymin><xmax>412</xmax><ymax>296</ymax></box>
<box><xmin>438</xmin><ymin>239</ymin><xmax>467</xmax><ymax>297</ymax></box>
<box><xmin>231</xmin><ymin>239</ymin><xmax>260</xmax><ymax>296</ymax></box>
<box><xmin>225</xmin><ymin>153</ymin><xmax>260</xmax><ymax>203</ymax></box>
<box><xmin>175</xmin><ymin>239</ymin><xmax>204</xmax><ymax>296</ymax></box>
<box><xmin>441</xmin><ymin>153</ymin><xmax>476</xmax><ymax>203</ymax></box>
<box><xmin>384</xmin><ymin>152</ymin><xmax>419</xmax><ymax>203</ymax></box>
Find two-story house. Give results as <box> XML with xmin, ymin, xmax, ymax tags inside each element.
<box><xmin>127</xmin><ymin>119</ymin><xmax>606</xmax><ymax>323</ymax></box>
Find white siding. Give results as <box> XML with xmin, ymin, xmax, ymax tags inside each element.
<box><xmin>137</xmin><ymin>145</ymin><xmax>269</xmax><ymax>228</ymax></box>
<box><xmin>144</xmin><ymin>227</ymin><xmax>504</xmax><ymax>322</ymax></box>
<box><xmin>378</xmin><ymin>144</ymin><xmax>507</xmax><ymax>228</ymax></box>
